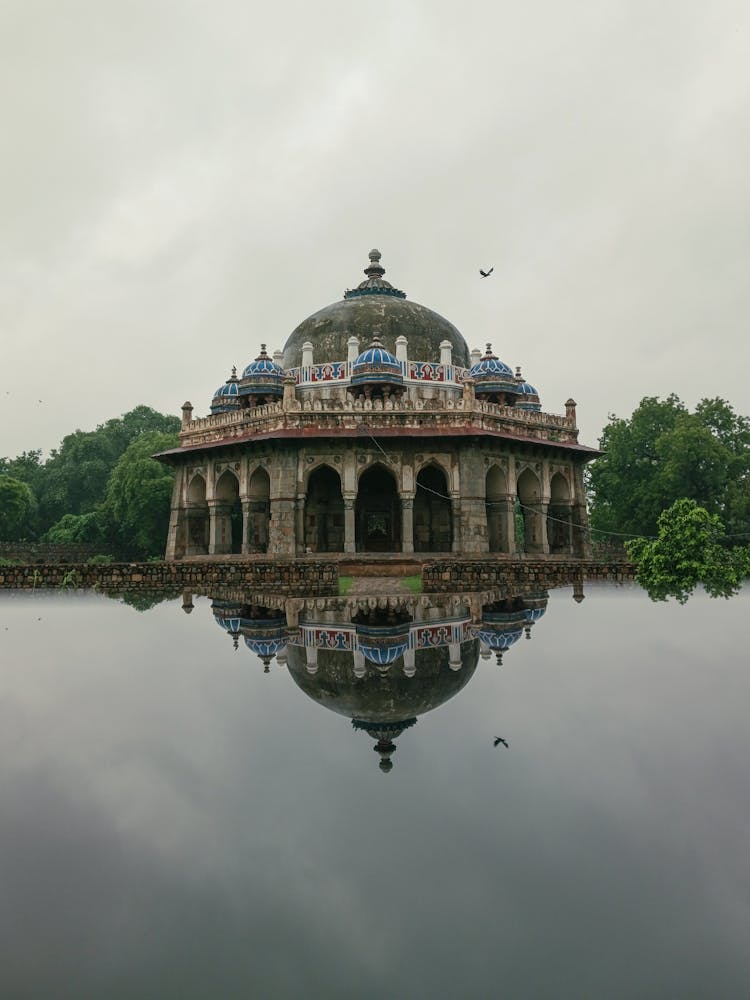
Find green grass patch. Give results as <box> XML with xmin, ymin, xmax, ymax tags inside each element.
<box><xmin>338</xmin><ymin>575</ymin><xmax>353</xmax><ymax>596</ymax></box>
<box><xmin>402</xmin><ymin>575</ymin><xmax>422</xmax><ymax>593</ymax></box>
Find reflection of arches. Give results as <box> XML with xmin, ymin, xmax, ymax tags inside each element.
<box><xmin>516</xmin><ymin>467</ymin><xmax>543</xmax><ymax>553</ymax></box>
<box><xmin>414</xmin><ymin>464</ymin><xmax>452</xmax><ymax>552</ymax></box>
<box><xmin>305</xmin><ymin>465</ymin><xmax>344</xmax><ymax>552</ymax></box>
<box><xmin>215</xmin><ymin>470</ymin><xmax>242</xmax><ymax>554</ymax></box>
<box><xmin>186</xmin><ymin>474</ymin><xmax>209</xmax><ymax>556</ymax></box>
<box><xmin>247</xmin><ymin>467</ymin><xmax>270</xmax><ymax>553</ymax></box>
<box><xmin>356</xmin><ymin>465</ymin><xmax>400</xmax><ymax>552</ymax></box>
<box><xmin>485</xmin><ymin>465</ymin><xmax>509</xmax><ymax>553</ymax></box>
<box><xmin>548</xmin><ymin>472</ymin><xmax>572</xmax><ymax>554</ymax></box>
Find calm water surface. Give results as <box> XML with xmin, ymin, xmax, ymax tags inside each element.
<box><xmin>0</xmin><ymin>584</ymin><xmax>748</xmax><ymax>999</ymax></box>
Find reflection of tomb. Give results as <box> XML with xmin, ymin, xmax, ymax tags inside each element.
<box><xmin>208</xmin><ymin>589</ymin><xmax>554</xmax><ymax>770</ymax></box>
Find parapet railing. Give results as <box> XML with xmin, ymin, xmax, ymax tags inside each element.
<box><xmin>286</xmin><ymin>360</ymin><xmax>471</xmax><ymax>386</ymax></box>
<box><xmin>180</xmin><ymin>395</ymin><xmax>578</xmax><ymax>449</ymax></box>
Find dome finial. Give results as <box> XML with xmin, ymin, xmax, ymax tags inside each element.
<box><xmin>364</xmin><ymin>248</ymin><xmax>385</xmax><ymax>280</ymax></box>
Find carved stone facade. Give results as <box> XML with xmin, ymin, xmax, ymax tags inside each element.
<box><xmin>158</xmin><ymin>251</ymin><xmax>597</xmax><ymax>559</ymax></box>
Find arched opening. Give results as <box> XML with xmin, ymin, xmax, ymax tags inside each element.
<box><xmin>356</xmin><ymin>464</ymin><xmax>401</xmax><ymax>552</ymax></box>
<box><xmin>414</xmin><ymin>464</ymin><xmax>452</xmax><ymax>552</ymax></box>
<box><xmin>215</xmin><ymin>470</ymin><xmax>242</xmax><ymax>555</ymax></box>
<box><xmin>548</xmin><ymin>472</ymin><xmax>572</xmax><ymax>554</ymax></box>
<box><xmin>247</xmin><ymin>467</ymin><xmax>271</xmax><ymax>553</ymax></box>
<box><xmin>485</xmin><ymin>465</ymin><xmax>509</xmax><ymax>553</ymax></box>
<box><xmin>517</xmin><ymin>468</ymin><xmax>544</xmax><ymax>554</ymax></box>
<box><xmin>305</xmin><ymin>466</ymin><xmax>344</xmax><ymax>553</ymax></box>
<box><xmin>186</xmin><ymin>474</ymin><xmax>209</xmax><ymax>556</ymax></box>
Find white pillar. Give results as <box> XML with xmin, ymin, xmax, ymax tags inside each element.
<box><xmin>440</xmin><ymin>340</ymin><xmax>453</xmax><ymax>366</ymax></box>
<box><xmin>302</xmin><ymin>341</ymin><xmax>314</xmax><ymax>367</ymax></box>
<box><xmin>395</xmin><ymin>336</ymin><xmax>408</xmax><ymax>364</ymax></box>
<box><xmin>347</xmin><ymin>337</ymin><xmax>360</xmax><ymax>363</ymax></box>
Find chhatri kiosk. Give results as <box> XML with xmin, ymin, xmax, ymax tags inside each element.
<box><xmin>158</xmin><ymin>250</ymin><xmax>596</xmax><ymax>559</ymax></box>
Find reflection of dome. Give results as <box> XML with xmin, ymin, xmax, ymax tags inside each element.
<box><xmin>287</xmin><ymin>641</ymin><xmax>478</xmax><ymax>771</ymax></box>
<box><xmin>286</xmin><ymin>642</ymin><xmax>478</xmax><ymax>725</ymax></box>
<box><xmin>282</xmin><ymin>250</ymin><xmax>470</xmax><ymax>368</ymax></box>
<box><xmin>210</xmin><ymin>369</ymin><xmax>241</xmax><ymax>414</ymax></box>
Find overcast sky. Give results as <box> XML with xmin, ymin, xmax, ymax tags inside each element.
<box><xmin>1</xmin><ymin>0</ymin><xmax>748</xmax><ymax>457</ymax></box>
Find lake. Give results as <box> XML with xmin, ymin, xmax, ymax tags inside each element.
<box><xmin>1</xmin><ymin>582</ymin><xmax>748</xmax><ymax>999</ymax></box>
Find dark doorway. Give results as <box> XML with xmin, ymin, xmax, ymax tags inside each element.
<box><xmin>305</xmin><ymin>466</ymin><xmax>344</xmax><ymax>552</ymax></box>
<box><xmin>356</xmin><ymin>465</ymin><xmax>401</xmax><ymax>552</ymax></box>
<box><xmin>414</xmin><ymin>465</ymin><xmax>452</xmax><ymax>552</ymax></box>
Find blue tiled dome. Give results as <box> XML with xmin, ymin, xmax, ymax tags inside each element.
<box><xmin>469</xmin><ymin>344</ymin><xmax>518</xmax><ymax>396</ymax></box>
<box><xmin>210</xmin><ymin>369</ymin><xmax>241</xmax><ymax>414</ymax></box>
<box><xmin>351</xmin><ymin>335</ymin><xmax>403</xmax><ymax>390</ymax></box>
<box><xmin>239</xmin><ymin>345</ymin><xmax>284</xmax><ymax>400</ymax></box>
<box><xmin>514</xmin><ymin>369</ymin><xmax>542</xmax><ymax>411</ymax></box>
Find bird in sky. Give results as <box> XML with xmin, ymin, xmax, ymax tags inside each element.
<box><xmin>493</xmin><ymin>737</ymin><xmax>509</xmax><ymax>748</ymax></box>
<box><xmin>479</xmin><ymin>267</ymin><xmax>494</xmax><ymax>278</ymax></box>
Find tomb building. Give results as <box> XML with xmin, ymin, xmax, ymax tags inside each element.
<box><xmin>158</xmin><ymin>250</ymin><xmax>596</xmax><ymax>558</ymax></box>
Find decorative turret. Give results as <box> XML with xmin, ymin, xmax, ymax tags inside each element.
<box><xmin>349</xmin><ymin>333</ymin><xmax>404</xmax><ymax>401</ymax></box>
<box><xmin>469</xmin><ymin>344</ymin><xmax>520</xmax><ymax>404</ymax></box>
<box><xmin>514</xmin><ymin>366</ymin><xmax>542</xmax><ymax>412</ymax></box>
<box><xmin>239</xmin><ymin>345</ymin><xmax>285</xmax><ymax>405</ymax></box>
<box><xmin>210</xmin><ymin>368</ymin><xmax>241</xmax><ymax>414</ymax></box>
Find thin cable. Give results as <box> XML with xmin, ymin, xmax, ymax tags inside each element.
<box><xmin>362</xmin><ymin>424</ymin><xmax>647</xmax><ymax>542</ymax></box>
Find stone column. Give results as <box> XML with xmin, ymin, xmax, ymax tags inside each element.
<box><xmin>165</xmin><ymin>466</ymin><xmax>186</xmax><ymax>560</ymax></box>
<box><xmin>208</xmin><ymin>500</ymin><xmax>233</xmax><ymax>555</ymax></box>
<box><xmin>502</xmin><ymin>497</ymin><xmax>516</xmax><ymax>555</ymax></box>
<box><xmin>241</xmin><ymin>499</ymin><xmax>252</xmax><ymax>555</ymax></box>
<box><xmin>538</xmin><ymin>502</ymin><xmax>550</xmax><ymax>555</ymax></box>
<box><xmin>343</xmin><ymin>496</ymin><xmax>356</xmax><ymax>553</ymax></box>
<box><xmin>268</xmin><ymin>498</ymin><xmax>297</xmax><ymax>556</ymax></box>
<box><xmin>450</xmin><ymin>496</ymin><xmax>461</xmax><ymax>553</ymax></box>
<box><xmin>295</xmin><ymin>496</ymin><xmax>306</xmax><ymax>555</ymax></box>
<box><xmin>401</xmin><ymin>495</ymin><xmax>414</xmax><ymax>554</ymax></box>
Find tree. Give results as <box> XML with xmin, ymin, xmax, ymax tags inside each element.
<box><xmin>589</xmin><ymin>396</ymin><xmax>750</xmax><ymax>539</ymax></box>
<box><xmin>626</xmin><ymin>499</ymin><xmax>750</xmax><ymax>604</ymax></box>
<box><xmin>0</xmin><ymin>476</ymin><xmax>37</xmax><ymax>541</ymax></box>
<box><xmin>105</xmin><ymin>430</ymin><xmax>179</xmax><ymax>556</ymax></box>
<box><xmin>1</xmin><ymin>405</ymin><xmax>181</xmax><ymax>539</ymax></box>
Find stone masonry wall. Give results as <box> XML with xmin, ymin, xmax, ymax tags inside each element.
<box><xmin>422</xmin><ymin>559</ymin><xmax>635</xmax><ymax>591</ymax></box>
<box><xmin>0</xmin><ymin>560</ymin><xmax>339</xmax><ymax>595</ymax></box>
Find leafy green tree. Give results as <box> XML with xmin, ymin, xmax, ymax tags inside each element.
<box><xmin>43</xmin><ymin>509</ymin><xmax>110</xmax><ymax>546</ymax></box>
<box><xmin>626</xmin><ymin>499</ymin><xmax>750</xmax><ymax>604</ymax></box>
<box><xmin>105</xmin><ymin>430</ymin><xmax>178</xmax><ymax>556</ymax></box>
<box><xmin>1</xmin><ymin>406</ymin><xmax>181</xmax><ymax>539</ymax></box>
<box><xmin>589</xmin><ymin>396</ymin><xmax>750</xmax><ymax>539</ymax></box>
<box><xmin>0</xmin><ymin>475</ymin><xmax>37</xmax><ymax>541</ymax></box>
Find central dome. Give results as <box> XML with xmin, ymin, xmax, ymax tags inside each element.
<box><xmin>282</xmin><ymin>249</ymin><xmax>470</xmax><ymax>369</ymax></box>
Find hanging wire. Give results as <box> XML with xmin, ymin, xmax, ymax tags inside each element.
<box><xmin>361</xmin><ymin>424</ymin><xmax>656</xmax><ymax>542</ymax></box>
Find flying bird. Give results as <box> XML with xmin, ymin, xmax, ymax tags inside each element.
<box><xmin>493</xmin><ymin>737</ymin><xmax>509</xmax><ymax>748</ymax></box>
<box><xmin>479</xmin><ymin>267</ymin><xmax>494</xmax><ymax>278</ymax></box>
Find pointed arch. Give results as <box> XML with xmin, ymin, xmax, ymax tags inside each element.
<box><xmin>516</xmin><ymin>467</ymin><xmax>543</xmax><ymax>554</ymax></box>
<box><xmin>356</xmin><ymin>463</ymin><xmax>401</xmax><ymax>552</ymax></box>
<box><xmin>247</xmin><ymin>466</ymin><xmax>271</xmax><ymax>553</ymax></box>
<box><xmin>213</xmin><ymin>469</ymin><xmax>242</xmax><ymax>554</ymax></box>
<box><xmin>414</xmin><ymin>463</ymin><xmax>452</xmax><ymax>552</ymax></box>
<box><xmin>485</xmin><ymin>464</ymin><xmax>509</xmax><ymax>553</ymax></box>
<box><xmin>548</xmin><ymin>471</ymin><xmax>572</xmax><ymax>554</ymax></box>
<box><xmin>305</xmin><ymin>464</ymin><xmax>344</xmax><ymax>553</ymax></box>
<box><xmin>186</xmin><ymin>473</ymin><xmax>209</xmax><ymax>555</ymax></box>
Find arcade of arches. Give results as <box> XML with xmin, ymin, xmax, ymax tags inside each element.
<box><xmin>167</xmin><ymin>448</ymin><xmax>588</xmax><ymax>558</ymax></box>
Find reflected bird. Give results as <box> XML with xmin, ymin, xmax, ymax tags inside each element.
<box><xmin>493</xmin><ymin>737</ymin><xmax>509</xmax><ymax>748</ymax></box>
